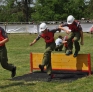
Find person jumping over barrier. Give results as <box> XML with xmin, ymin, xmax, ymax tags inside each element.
<box><xmin>30</xmin><ymin>23</ymin><xmax>61</xmax><ymax>81</ymax></box>
<box><xmin>59</xmin><ymin>15</ymin><xmax>84</xmax><ymax>57</ymax></box>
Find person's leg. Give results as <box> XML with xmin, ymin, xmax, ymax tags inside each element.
<box><xmin>39</xmin><ymin>49</ymin><xmax>50</xmax><ymax>72</ymax></box>
<box><xmin>39</xmin><ymin>42</ymin><xmax>56</xmax><ymax>82</ymax></box>
<box><xmin>66</xmin><ymin>32</ymin><xmax>74</xmax><ymax>55</ymax></box>
<box><xmin>55</xmin><ymin>45</ymin><xmax>59</xmax><ymax>51</ymax></box>
<box><xmin>59</xmin><ymin>44</ymin><xmax>63</xmax><ymax>51</ymax></box>
<box><xmin>0</xmin><ymin>46</ymin><xmax>16</xmax><ymax>78</ymax></box>
<box><xmin>45</xmin><ymin>51</ymin><xmax>51</xmax><ymax>74</ymax></box>
<box><xmin>39</xmin><ymin>42</ymin><xmax>56</xmax><ymax>81</ymax></box>
<box><xmin>44</xmin><ymin>45</ymin><xmax>55</xmax><ymax>82</ymax></box>
<box><xmin>55</xmin><ymin>45</ymin><xmax>63</xmax><ymax>51</ymax></box>
<box><xmin>40</xmin><ymin>42</ymin><xmax>55</xmax><ymax>73</ymax></box>
<box><xmin>73</xmin><ymin>32</ymin><xmax>80</xmax><ymax>57</ymax></box>
<box><xmin>64</xmin><ymin>47</ymin><xmax>68</xmax><ymax>53</ymax></box>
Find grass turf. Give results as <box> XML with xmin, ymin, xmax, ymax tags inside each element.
<box><xmin>0</xmin><ymin>32</ymin><xmax>93</xmax><ymax>92</ymax></box>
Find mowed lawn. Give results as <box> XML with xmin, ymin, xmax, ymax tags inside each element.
<box><xmin>0</xmin><ymin>32</ymin><xmax>93</xmax><ymax>92</ymax></box>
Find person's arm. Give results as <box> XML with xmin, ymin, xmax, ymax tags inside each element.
<box><xmin>30</xmin><ymin>35</ymin><xmax>40</xmax><ymax>46</ymax></box>
<box><xmin>0</xmin><ymin>28</ymin><xmax>9</xmax><ymax>45</ymax></box>
<box><xmin>0</xmin><ymin>38</ymin><xmax>9</xmax><ymax>45</ymax></box>
<box><xmin>80</xmin><ymin>30</ymin><xmax>84</xmax><ymax>45</ymax></box>
<box><xmin>59</xmin><ymin>25</ymin><xmax>71</xmax><ymax>34</ymax></box>
<box><xmin>50</xmin><ymin>28</ymin><xmax>61</xmax><ymax>33</ymax></box>
<box><xmin>62</xmin><ymin>40</ymin><xmax>67</xmax><ymax>44</ymax></box>
<box><xmin>30</xmin><ymin>39</ymin><xmax>37</xmax><ymax>46</ymax></box>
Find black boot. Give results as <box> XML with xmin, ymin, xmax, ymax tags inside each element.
<box><xmin>39</xmin><ymin>64</ymin><xmax>44</xmax><ymax>72</ymax></box>
<box><xmin>11</xmin><ymin>66</ymin><xmax>16</xmax><ymax>78</ymax></box>
<box><xmin>73</xmin><ymin>51</ymin><xmax>78</xmax><ymax>57</ymax></box>
<box><xmin>66</xmin><ymin>50</ymin><xmax>72</xmax><ymax>55</ymax></box>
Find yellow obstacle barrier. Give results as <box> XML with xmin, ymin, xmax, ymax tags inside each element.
<box><xmin>30</xmin><ymin>53</ymin><xmax>91</xmax><ymax>75</ymax></box>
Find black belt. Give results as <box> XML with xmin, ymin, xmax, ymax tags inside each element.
<box><xmin>46</xmin><ymin>41</ymin><xmax>55</xmax><ymax>44</ymax></box>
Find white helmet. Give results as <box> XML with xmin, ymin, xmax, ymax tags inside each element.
<box><xmin>67</xmin><ymin>15</ymin><xmax>75</xmax><ymax>24</ymax></box>
<box><xmin>39</xmin><ymin>23</ymin><xmax>47</xmax><ymax>32</ymax></box>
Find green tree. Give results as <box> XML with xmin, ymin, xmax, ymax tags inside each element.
<box><xmin>63</xmin><ymin>0</ymin><xmax>86</xmax><ymax>19</ymax></box>
<box><xmin>85</xmin><ymin>0</ymin><xmax>93</xmax><ymax>19</ymax></box>
<box><xmin>31</xmin><ymin>0</ymin><xmax>86</xmax><ymax>21</ymax></box>
<box><xmin>31</xmin><ymin>0</ymin><xmax>67</xmax><ymax>21</ymax></box>
<box><xmin>0</xmin><ymin>0</ymin><xmax>34</xmax><ymax>22</ymax></box>
<box><xmin>0</xmin><ymin>0</ymin><xmax>91</xmax><ymax>22</ymax></box>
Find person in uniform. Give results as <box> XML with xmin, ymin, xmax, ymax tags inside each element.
<box><xmin>0</xmin><ymin>26</ymin><xmax>16</xmax><ymax>78</ymax></box>
<box><xmin>30</xmin><ymin>23</ymin><xmax>61</xmax><ymax>81</ymax></box>
<box><xmin>59</xmin><ymin>15</ymin><xmax>84</xmax><ymax>57</ymax></box>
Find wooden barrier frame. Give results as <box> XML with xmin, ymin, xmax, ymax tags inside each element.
<box><xmin>30</xmin><ymin>53</ymin><xmax>91</xmax><ymax>75</ymax></box>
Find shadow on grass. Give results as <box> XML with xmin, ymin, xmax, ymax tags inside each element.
<box><xmin>11</xmin><ymin>70</ymin><xmax>91</xmax><ymax>82</ymax></box>
<box><xmin>0</xmin><ymin>81</ymin><xmax>35</xmax><ymax>89</ymax></box>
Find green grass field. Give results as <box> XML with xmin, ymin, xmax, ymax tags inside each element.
<box><xmin>0</xmin><ymin>32</ymin><xmax>93</xmax><ymax>92</ymax></box>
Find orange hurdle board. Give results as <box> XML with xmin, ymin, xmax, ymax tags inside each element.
<box><xmin>30</xmin><ymin>53</ymin><xmax>91</xmax><ymax>75</ymax></box>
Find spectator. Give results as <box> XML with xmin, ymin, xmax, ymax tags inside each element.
<box><xmin>90</xmin><ymin>25</ymin><xmax>93</xmax><ymax>34</ymax></box>
<box><xmin>55</xmin><ymin>35</ymin><xmax>67</xmax><ymax>51</ymax></box>
<box><xmin>55</xmin><ymin>35</ymin><xmax>63</xmax><ymax>51</ymax></box>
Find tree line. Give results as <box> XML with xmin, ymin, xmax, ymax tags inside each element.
<box><xmin>0</xmin><ymin>0</ymin><xmax>93</xmax><ymax>22</ymax></box>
